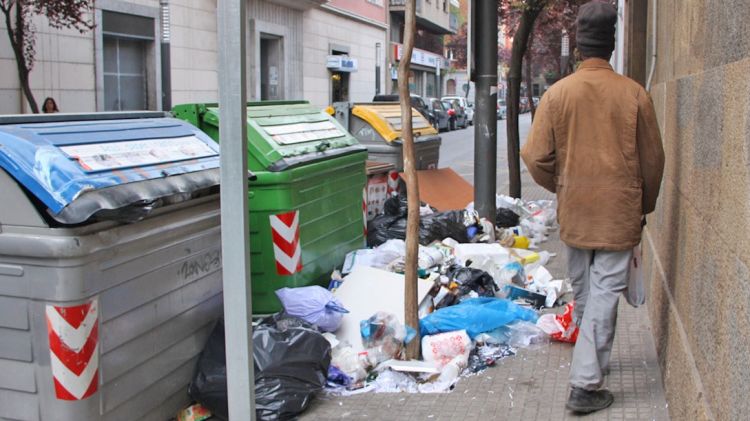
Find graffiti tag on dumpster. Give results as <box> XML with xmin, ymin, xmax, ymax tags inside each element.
<box><xmin>179</xmin><ymin>250</ymin><xmax>221</xmax><ymax>281</ymax></box>
<box><xmin>356</xmin><ymin>126</ymin><xmax>376</xmax><ymax>141</ymax></box>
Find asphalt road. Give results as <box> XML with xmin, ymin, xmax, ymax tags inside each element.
<box><xmin>437</xmin><ymin>113</ymin><xmax>533</xmax><ymax>193</ymax></box>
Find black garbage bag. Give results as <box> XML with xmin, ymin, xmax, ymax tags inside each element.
<box><xmin>367</xmin><ymin>210</ymin><xmax>468</xmax><ymax>247</ymax></box>
<box><xmin>383</xmin><ymin>195</ymin><xmax>408</xmax><ymax>216</ymax></box>
<box><xmin>383</xmin><ymin>194</ymin><xmax>437</xmax><ymax>217</ymax></box>
<box><xmin>188</xmin><ymin>314</ymin><xmax>332</xmax><ymax>421</ymax></box>
<box><xmin>495</xmin><ymin>208</ymin><xmax>520</xmax><ymax>228</ymax></box>
<box><xmin>367</xmin><ymin>214</ymin><xmax>404</xmax><ymax>247</ymax></box>
<box><xmin>446</xmin><ymin>264</ymin><xmax>499</xmax><ymax>297</ymax></box>
<box><xmin>188</xmin><ymin>318</ymin><xmax>228</xmax><ymax>418</ymax></box>
<box><xmin>423</xmin><ymin>210</ymin><xmax>469</xmax><ymax>244</ymax></box>
<box><xmin>253</xmin><ymin>314</ymin><xmax>331</xmax><ymax>420</ymax></box>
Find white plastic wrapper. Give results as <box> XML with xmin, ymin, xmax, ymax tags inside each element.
<box><xmin>422</xmin><ymin>330</ymin><xmax>472</xmax><ymax>369</ymax></box>
<box><xmin>342</xmin><ymin>239</ymin><xmax>446</xmax><ymax>274</ymax></box>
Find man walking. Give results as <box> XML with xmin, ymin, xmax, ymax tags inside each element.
<box><xmin>521</xmin><ymin>1</ymin><xmax>665</xmax><ymax>414</ymax></box>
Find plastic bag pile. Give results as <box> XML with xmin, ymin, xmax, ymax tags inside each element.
<box><xmin>313</xmin><ymin>193</ymin><xmax>578</xmax><ymax>395</ymax></box>
<box><xmin>186</xmin><ymin>193</ymin><xmax>575</xmax><ymax>420</ymax></box>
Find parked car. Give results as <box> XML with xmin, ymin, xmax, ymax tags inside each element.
<box><xmin>441</xmin><ymin>96</ymin><xmax>474</xmax><ymax>125</ymax></box>
<box><xmin>442</xmin><ymin>99</ymin><xmax>467</xmax><ymax>130</ymax></box>
<box><xmin>424</xmin><ymin>97</ymin><xmax>450</xmax><ymax>132</ymax></box>
<box><xmin>497</xmin><ymin>100</ymin><xmax>507</xmax><ymax>120</ymax></box>
<box><xmin>373</xmin><ymin>94</ymin><xmax>431</xmax><ymax>123</ymax></box>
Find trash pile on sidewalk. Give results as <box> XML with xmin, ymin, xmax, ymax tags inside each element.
<box><xmin>183</xmin><ymin>193</ymin><xmax>579</xmax><ymax>420</ymax></box>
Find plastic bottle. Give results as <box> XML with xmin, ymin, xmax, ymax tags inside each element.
<box><xmin>437</xmin><ymin>357</ymin><xmax>462</xmax><ymax>384</ymax></box>
<box><xmin>513</xmin><ymin>235</ymin><xmax>530</xmax><ymax>249</ymax></box>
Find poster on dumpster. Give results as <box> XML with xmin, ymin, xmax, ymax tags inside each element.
<box><xmin>263</xmin><ymin>121</ymin><xmax>345</xmax><ymax>145</ymax></box>
<box><xmin>60</xmin><ymin>135</ymin><xmax>218</xmax><ymax>172</ymax></box>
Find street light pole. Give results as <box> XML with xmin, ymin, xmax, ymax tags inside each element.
<box><xmin>473</xmin><ymin>0</ymin><xmax>498</xmax><ymax>221</ymax></box>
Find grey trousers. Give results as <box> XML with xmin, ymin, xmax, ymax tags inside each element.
<box><xmin>566</xmin><ymin>245</ymin><xmax>632</xmax><ymax>390</ymax></box>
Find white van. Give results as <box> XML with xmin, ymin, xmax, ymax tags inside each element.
<box><xmin>441</xmin><ymin>96</ymin><xmax>474</xmax><ymax>126</ymax></box>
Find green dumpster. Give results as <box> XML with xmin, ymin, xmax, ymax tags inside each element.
<box><xmin>173</xmin><ymin>101</ymin><xmax>367</xmax><ymax>313</ymax></box>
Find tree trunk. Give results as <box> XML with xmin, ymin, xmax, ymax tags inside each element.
<box><xmin>525</xmin><ymin>28</ymin><xmax>536</xmax><ymax>120</ymax></box>
<box><xmin>506</xmin><ymin>1</ymin><xmax>546</xmax><ymax>199</ymax></box>
<box><xmin>398</xmin><ymin>0</ymin><xmax>421</xmax><ymax>360</ymax></box>
<box><xmin>3</xmin><ymin>1</ymin><xmax>38</xmax><ymax>113</ymax></box>
<box><xmin>525</xmin><ymin>53</ymin><xmax>536</xmax><ymax>120</ymax></box>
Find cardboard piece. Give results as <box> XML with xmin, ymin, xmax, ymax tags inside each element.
<box><xmin>333</xmin><ymin>266</ymin><xmax>434</xmax><ymax>353</ymax></box>
<box><xmin>399</xmin><ymin>168</ymin><xmax>474</xmax><ymax>211</ymax></box>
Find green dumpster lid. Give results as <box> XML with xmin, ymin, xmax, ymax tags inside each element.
<box><xmin>197</xmin><ymin>101</ymin><xmax>365</xmax><ymax>171</ymax></box>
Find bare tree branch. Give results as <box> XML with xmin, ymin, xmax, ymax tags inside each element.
<box><xmin>1</xmin><ymin>0</ymin><xmax>94</xmax><ymax>113</ymax></box>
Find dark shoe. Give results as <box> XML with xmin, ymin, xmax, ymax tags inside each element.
<box><xmin>565</xmin><ymin>387</ymin><xmax>614</xmax><ymax>414</ymax></box>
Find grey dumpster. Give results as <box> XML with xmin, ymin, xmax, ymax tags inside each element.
<box><xmin>330</xmin><ymin>102</ymin><xmax>441</xmax><ymax>171</ymax></box>
<box><xmin>0</xmin><ymin>112</ymin><xmax>224</xmax><ymax>421</ymax></box>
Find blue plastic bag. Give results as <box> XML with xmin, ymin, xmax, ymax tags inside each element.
<box><xmin>419</xmin><ymin>297</ymin><xmax>538</xmax><ymax>339</ymax></box>
<box><xmin>275</xmin><ymin>286</ymin><xmax>349</xmax><ymax>332</ymax></box>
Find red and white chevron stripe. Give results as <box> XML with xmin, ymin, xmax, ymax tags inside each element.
<box><xmin>386</xmin><ymin>170</ymin><xmax>400</xmax><ymax>195</ymax></box>
<box><xmin>46</xmin><ymin>299</ymin><xmax>99</xmax><ymax>401</ymax></box>
<box><xmin>270</xmin><ymin>210</ymin><xmax>303</xmax><ymax>275</ymax></box>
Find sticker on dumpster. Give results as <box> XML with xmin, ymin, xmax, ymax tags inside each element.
<box><xmin>387</xmin><ymin>170</ymin><xmax>400</xmax><ymax>195</ymax></box>
<box><xmin>59</xmin><ymin>135</ymin><xmax>218</xmax><ymax>172</ymax></box>
<box><xmin>367</xmin><ymin>174</ymin><xmax>388</xmax><ymax>219</ymax></box>
<box><xmin>263</xmin><ymin>121</ymin><xmax>345</xmax><ymax>145</ymax></box>
<box><xmin>45</xmin><ymin>298</ymin><xmax>99</xmax><ymax>400</ymax></box>
<box><xmin>270</xmin><ymin>210</ymin><xmax>303</xmax><ymax>275</ymax></box>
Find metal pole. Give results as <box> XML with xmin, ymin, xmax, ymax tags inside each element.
<box><xmin>217</xmin><ymin>0</ymin><xmax>254</xmax><ymax>419</ymax></box>
<box><xmin>436</xmin><ymin>59</ymin><xmax>441</xmax><ymax>98</ymax></box>
<box><xmin>473</xmin><ymin>0</ymin><xmax>498</xmax><ymax>221</ymax></box>
<box><xmin>159</xmin><ymin>0</ymin><xmax>172</xmax><ymax>111</ymax></box>
<box><xmin>466</xmin><ymin>0</ymin><xmax>472</xmax><ymax>86</ymax></box>
<box><xmin>375</xmin><ymin>42</ymin><xmax>382</xmax><ymax>95</ymax></box>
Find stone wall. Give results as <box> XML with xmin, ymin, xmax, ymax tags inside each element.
<box><xmin>641</xmin><ymin>1</ymin><xmax>750</xmax><ymax>420</ymax></box>
<box><xmin>170</xmin><ymin>0</ymin><xmax>219</xmax><ymax>106</ymax></box>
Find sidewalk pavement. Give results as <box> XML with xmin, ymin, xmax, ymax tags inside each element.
<box><xmin>300</xmin><ymin>166</ymin><xmax>670</xmax><ymax>421</ymax></box>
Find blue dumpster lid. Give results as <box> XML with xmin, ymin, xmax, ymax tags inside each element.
<box><xmin>0</xmin><ymin>113</ymin><xmax>220</xmax><ymax>224</ymax></box>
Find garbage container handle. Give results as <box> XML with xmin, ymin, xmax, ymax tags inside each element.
<box><xmin>316</xmin><ymin>141</ymin><xmax>331</xmax><ymax>152</ymax></box>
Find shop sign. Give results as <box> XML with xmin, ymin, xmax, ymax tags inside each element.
<box><xmin>326</xmin><ymin>55</ymin><xmax>358</xmax><ymax>72</ymax></box>
<box><xmin>393</xmin><ymin>43</ymin><xmax>447</xmax><ymax>69</ymax></box>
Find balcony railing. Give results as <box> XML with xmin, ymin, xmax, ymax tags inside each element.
<box><xmin>390</xmin><ymin>0</ymin><xmax>423</xmax><ymax>13</ymax></box>
<box><xmin>390</xmin><ymin>0</ymin><xmax>455</xmax><ymax>34</ymax></box>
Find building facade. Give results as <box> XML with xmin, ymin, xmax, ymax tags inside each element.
<box><xmin>1</xmin><ymin>0</ymin><xmax>462</xmax><ymax>114</ymax></box>
<box><xmin>2</xmin><ymin>0</ymin><xmax>398</xmax><ymax>114</ymax></box>
<box><xmin>622</xmin><ymin>0</ymin><xmax>750</xmax><ymax>420</ymax></box>
<box><xmin>302</xmin><ymin>0</ymin><xmax>389</xmax><ymax>109</ymax></box>
<box><xmin>388</xmin><ymin>0</ymin><xmax>453</xmax><ymax>98</ymax></box>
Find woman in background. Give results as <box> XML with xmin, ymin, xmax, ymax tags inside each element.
<box><xmin>42</xmin><ymin>97</ymin><xmax>59</xmax><ymax>113</ymax></box>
